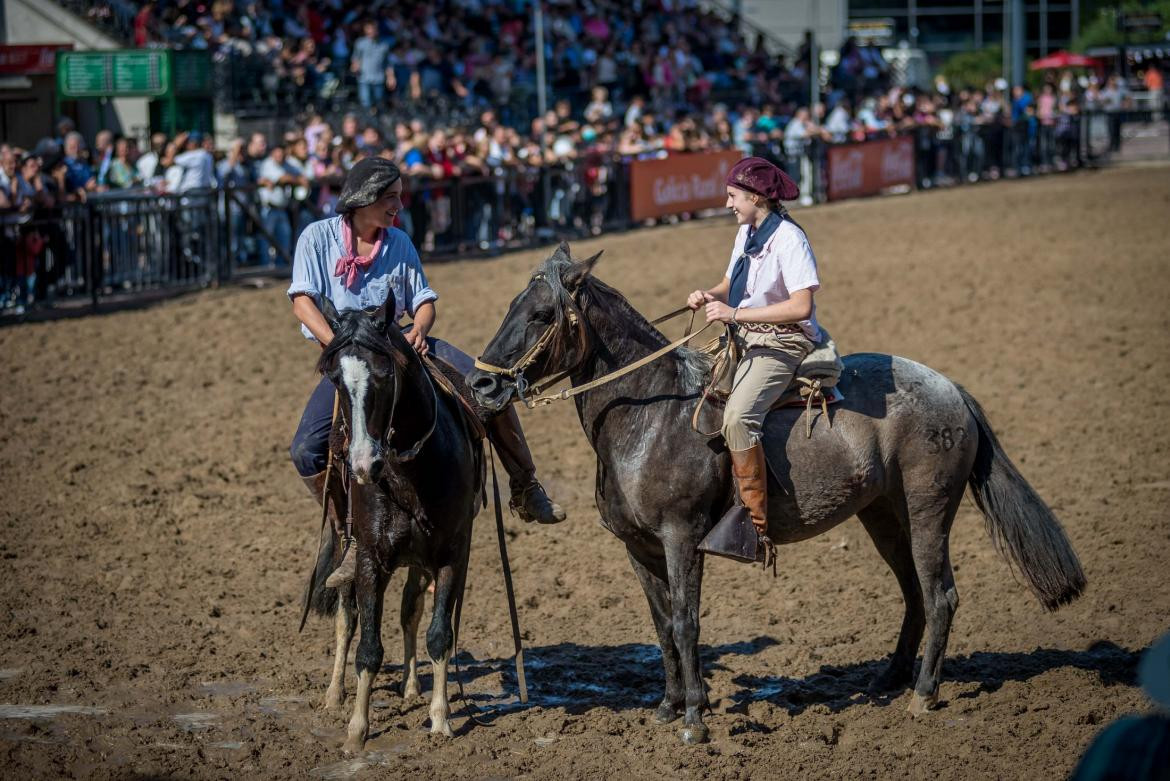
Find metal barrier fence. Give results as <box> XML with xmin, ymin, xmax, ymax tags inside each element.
<box><xmin>3</xmin><ymin>110</ymin><xmax>1165</xmax><ymax>317</ymax></box>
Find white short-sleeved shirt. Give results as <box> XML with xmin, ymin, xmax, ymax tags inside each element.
<box><xmin>725</xmin><ymin>218</ymin><xmax>822</xmax><ymax>341</ymax></box>
<box><xmin>287</xmin><ymin>216</ymin><xmax>438</xmax><ymax>341</ymax></box>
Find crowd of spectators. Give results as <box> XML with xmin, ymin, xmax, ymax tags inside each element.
<box><xmin>5</xmin><ymin>0</ymin><xmax>1161</xmax><ymax>315</ymax></box>
<box><xmin>102</xmin><ymin>0</ymin><xmax>817</xmax><ymax>122</ymax></box>
<box><xmin>0</xmin><ymin>64</ymin><xmax>1145</xmax><ymax>314</ymax></box>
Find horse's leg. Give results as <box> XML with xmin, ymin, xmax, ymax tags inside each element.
<box><xmin>424</xmin><ymin>539</ymin><xmax>468</xmax><ymax>738</ymax></box>
<box><xmin>906</xmin><ymin>490</ymin><xmax>963</xmax><ymax>716</ymax></box>
<box><xmin>400</xmin><ymin>566</ymin><xmax>429</xmax><ymax>700</ymax></box>
<box><xmin>343</xmin><ymin>553</ymin><xmax>387</xmax><ymax>754</ymax></box>
<box><xmin>857</xmin><ymin>502</ymin><xmax>924</xmax><ymax>694</ymax></box>
<box><xmin>625</xmin><ymin>545</ymin><xmax>684</xmax><ymax>724</ymax></box>
<box><xmin>664</xmin><ymin>537</ymin><xmax>708</xmax><ymax>744</ymax></box>
<box><xmin>323</xmin><ymin>582</ymin><xmax>358</xmax><ymax>711</ymax></box>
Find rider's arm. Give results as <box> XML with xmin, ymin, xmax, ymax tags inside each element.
<box><xmin>733</xmin><ymin>289</ymin><xmax>813</xmax><ymax>324</ymax></box>
<box><xmin>411</xmin><ymin>300</ymin><xmax>436</xmax><ymax>339</ymax></box>
<box><xmin>292</xmin><ymin>294</ymin><xmax>334</xmax><ymax>346</ymax></box>
<box><xmin>288</xmin><ymin>224</ymin><xmax>333</xmax><ymax>346</ymax></box>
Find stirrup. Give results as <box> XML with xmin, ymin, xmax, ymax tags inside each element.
<box><xmin>324</xmin><ymin>537</ymin><xmax>357</xmax><ymax>588</ymax></box>
<box><xmin>509</xmin><ymin>482</ymin><xmax>566</xmax><ymax>525</ymax></box>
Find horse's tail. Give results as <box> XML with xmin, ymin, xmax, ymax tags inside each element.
<box><xmin>301</xmin><ymin>519</ymin><xmax>342</xmax><ymax>625</ymax></box>
<box><xmin>957</xmin><ymin>384</ymin><xmax>1086</xmax><ymax>610</ymax></box>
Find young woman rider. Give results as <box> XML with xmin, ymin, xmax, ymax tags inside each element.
<box><xmin>686</xmin><ymin>156</ymin><xmax>822</xmax><ymax>552</ymax></box>
<box><xmin>288</xmin><ymin>157</ymin><xmax>565</xmax><ymax>585</ymax></box>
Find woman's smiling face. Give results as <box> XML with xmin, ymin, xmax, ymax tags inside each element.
<box><xmin>726</xmin><ymin>185</ymin><xmax>764</xmax><ymax>227</ymax></box>
<box><xmin>357</xmin><ymin>178</ymin><xmax>404</xmax><ymax>229</ymax></box>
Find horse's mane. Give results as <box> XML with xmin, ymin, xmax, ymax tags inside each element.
<box><xmin>317</xmin><ymin>310</ymin><xmax>410</xmax><ymax>375</ymax></box>
<box><xmin>536</xmin><ymin>253</ymin><xmax>712</xmax><ymax>392</ymax></box>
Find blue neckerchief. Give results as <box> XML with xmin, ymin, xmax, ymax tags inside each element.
<box><xmin>727</xmin><ymin>211</ymin><xmax>783</xmax><ymax>308</ymax></box>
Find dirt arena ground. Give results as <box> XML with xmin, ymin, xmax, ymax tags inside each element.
<box><xmin>2</xmin><ymin>164</ymin><xmax>1169</xmax><ymax>780</ymax></box>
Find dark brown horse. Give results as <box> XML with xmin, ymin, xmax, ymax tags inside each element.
<box><xmin>306</xmin><ymin>294</ymin><xmax>483</xmax><ymax>751</ymax></box>
<box><xmin>469</xmin><ymin>243</ymin><xmax>1086</xmax><ymax>744</ymax></box>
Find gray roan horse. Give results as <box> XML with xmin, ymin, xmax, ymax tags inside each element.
<box><xmin>469</xmin><ymin>243</ymin><xmax>1085</xmax><ymax>745</ymax></box>
<box><xmin>307</xmin><ymin>294</ymin><xmax>482</xmax><ymax>752</ymax></box>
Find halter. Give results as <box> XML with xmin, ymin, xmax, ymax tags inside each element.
<box><xmin>474</xmin><ymin>273</ymin><xmax>716</xmax><ymax>409</ymax></box>
<box><xmin>472</xmin><ymin>273</ymin><xmax>588</xmax><ymax>408</ymax></box>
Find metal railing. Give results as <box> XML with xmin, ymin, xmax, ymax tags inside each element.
<box><xmin>3</xmin><ymin>110</ymin><xmax>1165</xmax><ymax>318</ymax></box>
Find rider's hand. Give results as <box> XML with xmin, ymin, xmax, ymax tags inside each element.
<box><xmin>687</xmin><ymin>289</ymin><xmax>714</xmax><ymax>310</ymax></box>
<box><xmin>705</xmin><ymin>301</ymin><xmax>735</xmax><ymax>323</ymax></box>
<box><xmin>406</xmin><ymin>328</ymin><xmax>429</xmax><ymax>356</ymax></box>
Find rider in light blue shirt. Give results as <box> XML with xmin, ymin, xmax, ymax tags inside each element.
<box><xmin>288</xmin><ymin>216</ymin><xmax>436</xmax><ymax>339</ymax></box>
<box><xmin>287</xmin><ymin>157</ymin><xmax>566</xmax><ymax>586</ymax></box>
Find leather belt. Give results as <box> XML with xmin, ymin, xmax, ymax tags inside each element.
<box><xmin>735</xmin><ymin>321</ymin><xmax>803</xmax><ymax>335</ymax></box>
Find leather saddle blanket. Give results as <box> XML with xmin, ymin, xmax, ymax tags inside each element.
<box><xmin>702</xmin><ymin>328</ymin><xmax>846</xmax><ymax>411</ymax></box>
<box><xmin>695</xmin><ymin>328</ymin><xmax>845</xmax><ymax>438</ymax></box>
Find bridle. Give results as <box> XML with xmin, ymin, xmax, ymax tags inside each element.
<box><xmin>472</xmin><ymin>272</ymin><xmax>590</xmax><ymax>408</ymax></box>
<box><xmin>474</xmin><ymin>273</ymin><xmax>717</xmax><ymax>409</ymax></box>
<box><xmin>339</xmin><ymin>333</ymin><xmax>439</xmax><ymax>464</ymax></box>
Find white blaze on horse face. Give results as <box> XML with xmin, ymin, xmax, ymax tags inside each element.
<box><xmin>340</xmin><ymin>356</ymin><xmax>377</xmax><ymax>482</ymax></box>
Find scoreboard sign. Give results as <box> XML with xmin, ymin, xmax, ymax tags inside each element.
<box><xmin>57</xmin><ymin>50</ymin><xmax>170</xmax><ymax>98</ymax></box>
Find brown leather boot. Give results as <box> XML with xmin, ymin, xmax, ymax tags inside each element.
<box><xmin>303</xmin><ymin>471</ymin><xmax>355</xmax><ymax>588</ymax></box>
<box><xmin>487</xmin><ymin>406</ymin><xmax>567</xmax><ymax>525</ymax></box>
<box><xmin>730</xmin><ymin>444</ymin><xmax>768</xmax><ymax>537</ymax></box>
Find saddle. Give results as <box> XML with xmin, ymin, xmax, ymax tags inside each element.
<box><xmin>423</xmin><ymin>355</ymin><xmax>489</xmax><ymax>442</ymax></box>
<box><xmin>696</xmin><ymin>327</ymin><xmax>845</xmax><ymax>438</ymax></box>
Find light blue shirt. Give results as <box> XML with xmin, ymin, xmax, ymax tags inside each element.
<box><xmin>287</xmin><ymin>216</ymin><xmax>437</xmax><ymax>340</ymax></box>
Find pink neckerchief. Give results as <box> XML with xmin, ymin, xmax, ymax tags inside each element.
<box><xmin>335</xmin><ymin>217</ymin><xmax>384</xmax><ymax>289</ymax></box>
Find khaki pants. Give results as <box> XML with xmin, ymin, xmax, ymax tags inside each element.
<box><xmin>722</xmin><ymin>330</ymin><xmax>814</xmax><ymax>452</ymax></box>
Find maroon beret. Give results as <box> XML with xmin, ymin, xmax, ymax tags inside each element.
<box><xmin>726</xmin><ymin>156</ymin><xmax>800</xmax><ymax>202</ymax></box>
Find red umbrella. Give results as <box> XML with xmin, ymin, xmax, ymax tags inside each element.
<box><xmin>1030</xmin><ymin>50</ymin><xmax>1100</xmax><ymax>70</ymax></box>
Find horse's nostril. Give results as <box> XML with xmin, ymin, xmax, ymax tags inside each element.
<box><xmin>369</xmin><ymin>458</ymin><xmax>384</xmax><ymax>477</ymax></box>
<box><xmin>470</xmin><ymin>373</ymin><xmax>497</xmax><ymax>392</ymax></box>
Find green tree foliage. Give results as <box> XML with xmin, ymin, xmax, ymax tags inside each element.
<box><xmin>939</xmin><ymin>46</ymin><xmax>1004</xmax><ymax>91</ymax></box>
<box><xmin>1074</xmin><ymin>1</ymin><xmax>1170</xmax><ymax>51</ymax></box>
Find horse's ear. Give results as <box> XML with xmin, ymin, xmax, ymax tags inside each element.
<box><xmin>563</xmin><ymin>249</ymin><xmax>603</xmax><ymax>290</ymax></box>
<box><xmin>318</xmin><ymin>295</ymin><xmax>342</xmax><ymax>332</ymax></box>
<box><xmin>552</xmin><ymin>240</ymin><xmax>572</xmax><ymax>263</ymax></box>
<box><xmin>372</xmin><ymin>289</ymin><xmax>396</xmax><ymax>333</ymax></box>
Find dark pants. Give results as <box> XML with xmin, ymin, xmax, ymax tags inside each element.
<box><xmin>289</xmin><ymin>335</ymin><xmax>475</xmax><ymax>477</ymax></box>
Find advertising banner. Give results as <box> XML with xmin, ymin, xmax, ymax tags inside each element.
<box><xmin>0</xmin><ymin>44</ymin><xmax>71</xmax><ymax>76</ymax></box>
<box><xmin>629</xmin><ymin>150</ymin><xmax>743</xmax><ymax>221</ymax></box>
<box><xmin>826</xmin><ymin>136</ymin><xmax>915</xmax><ymax>201</ymax></box>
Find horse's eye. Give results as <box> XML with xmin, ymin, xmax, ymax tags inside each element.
<box><xmin>530</xmin><ymin>309</ymin><xmax>553</xmax><ymax>325</ymax></box>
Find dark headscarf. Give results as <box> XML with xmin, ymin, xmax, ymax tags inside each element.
<box><xmin>726</xmin><ymin>156</ymin><xmax>800</xmax><ymax>202</ymax></box>
<box><xmin>336</xmin><ymin>157</ymin><xmax>402</xmax><ymax>213</ymax></box>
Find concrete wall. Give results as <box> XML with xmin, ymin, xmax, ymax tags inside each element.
<box><xmin>4</xmin><ymin>0</ymin><xmax>149</xmax><ymax>143</ymax></box>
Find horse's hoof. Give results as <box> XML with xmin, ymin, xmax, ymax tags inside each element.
<box><xmin>907</xmin><ymin>692</ymin><xmax>938</xmax><ymax>717</ymax></box>
<box><xmin>401</xmin><ymin>682</ymin><xmax>422</xmax><ymax>700</ymax></box>
<box><xmin>322</xmin><ymin>687</ymin><xmax>345</xmax><ymax>712</ymax></box>
<box><xmin>680</xmin><ymin>723</ymin><xmax>710</xmax><ymax>745</ymax></box>
<box><xmin>341</xmin><ymin>737</ymin><xmax>366</xmax><ymax>754</ymax></box>
<box><xmin>429</xmin><ymin>720</ymin><xmax>454</xmax><ymax>738</ymax></box>
<box><xmin>654</xmin><ymin>702</ymin><xmax>682</xmax><ymax>725</ymax></box>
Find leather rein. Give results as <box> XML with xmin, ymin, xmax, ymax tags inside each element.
<box><xmin>473</xmin><ymin>274</ymin><xmax>719</xmax><ymax>409</ymax></box>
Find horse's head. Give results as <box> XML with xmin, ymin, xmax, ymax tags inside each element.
<box><xmin>470</xmin><ymin>241</ymin><xmax>601</xmax><ymax>414</ymax></box>
<box><xmin>317</xmin><ymin>293</ymin><xmax>411</xmax><ymax>485</ymax></box>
